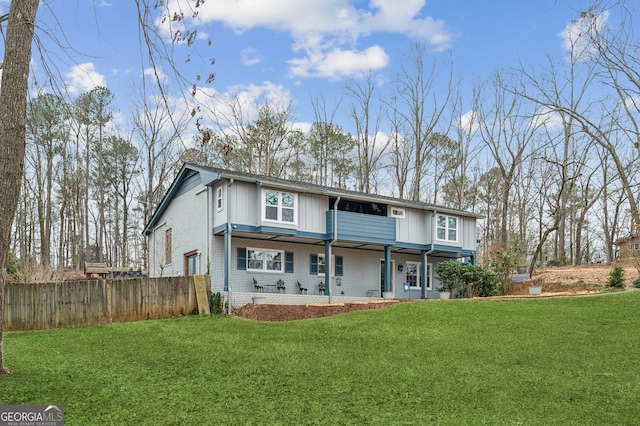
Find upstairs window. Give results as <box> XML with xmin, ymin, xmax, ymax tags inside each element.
<box><xmin>216</xmin><ymin>187</ymin><xmax>223</xmax><ymax>211</ymax></box>
<box><xmin>263</xmin><ymin>189</ymin><xmax>297</xmax><ymax>224</ymax></box>
<box><xmin>436</xmin><ymin>215</ymin><xmax>458</xmax><ymax>242</ymax></box>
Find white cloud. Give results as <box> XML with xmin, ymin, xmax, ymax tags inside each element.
<box><xmin>241</xmin><ymin>48</ymin><xmax>262</xmax><ymax>66</ymax></box>
<box><xmin>65</xmin><ymin>62</ymin><xmax>106</xmax><ymax>96</ymax></box>
<box><xmin>144</xmin><ymin>66</ymin><xmax>169</xmax><ymax>85</ymax></box>
<box><xmin>165</xmin><ymin>0</ymin><xmax>453</xmax><ymax>79</ymax></box>
<box><xmin>623</xmin><ymin>95</ymin><xmax>640</xmax><ymax>113</ymax></box>
<box><xmin>458</xmin><ymin>110</ymin><xmax>480</xmax><ymax>134</ymax></box>
<box><xmin>194</xmin><ymin>81</ymin><xmax>294</xmax><ymax>128</ymax></box>
<box><xmin>288</xmin><ymin>45</ymin><xmax>389</xmax><ymax>79</ymax></box>
<box><xmin>531</xmin><ymin>107</ymin><xmax>564</xmax><ymax>129</ymax></box>
<box><xmin>291</xmin><ymin>121</ymin><xmax>312</xmax><ymax>134</ymax></box>
<box><xmin>558</xmin><ymin>10</ymin><xmax>609</xmax><ymax>60</ymax></box>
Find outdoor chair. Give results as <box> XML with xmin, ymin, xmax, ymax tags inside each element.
<box><xmin>318</xmin><ymin>281</ymin><xmax>326</xmax><ymax>295</ymax></box>
<box><xmin>253</xmin><ymin>277</ymin><xmax>264</xmax><ymax>293</ymax></box>
<box><xmin>297</xmin><ymin>281</ymin><xmax>307</xmax><ymax>294</ymax></box>
<box><xmin>277</xmin><ymin>279</ymin><xmax>286</xmax><ymax>293</ymax></box>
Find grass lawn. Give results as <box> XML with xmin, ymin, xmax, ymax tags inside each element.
<box><xmin>2</xmin><ymin>291</ymin><xmax>640</xmax><ymax>425</ymax></box>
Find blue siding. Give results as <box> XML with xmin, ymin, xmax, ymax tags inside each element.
<box><xmin>327</xmin><ymin>211</ymin><xmax>396</xmax><ymax>245</ymax></box>
<box><xmin>174</xmin><ymin>172</ymin><xmax>201</xmax><ymax>198</ymax></box>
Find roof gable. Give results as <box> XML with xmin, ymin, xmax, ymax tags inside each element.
<box><xmin>142</xmin><ymin>164</ymin><xmax>221</xmax><ymax>235</ymax></box>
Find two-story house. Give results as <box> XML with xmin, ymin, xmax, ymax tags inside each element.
<box><xmin>143</xmin><ymin>163</ymin><xmax>483</xmax><ymax>307</ymax></box>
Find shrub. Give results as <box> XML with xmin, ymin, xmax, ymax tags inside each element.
<box><xmin>546</xmin><ymin>259</ymin><xmax>561</xmax><ymax>267</ymax></box>
<box><xmin>435</xmin><ymin>260</ymin><xmax>464</xmax><ymax>292</ymax></box>
<box><xmin>210</xmin><ymin>292</ymin><xmax>223</xmax><ymax>316</ymax></box>
<box><xmin>606</xmin><ymin>265</ymin><xmax>625</xmax><ymax>289</ymax></box>
<box><xmin>435</xmin><ymin>261</ymin><xmax>500</xmax><ymax>297</ymax></box>
<box><xmin>633</xmin><ymin>277</ymin><xmax>640</xmax><ymax>289</ymax></box>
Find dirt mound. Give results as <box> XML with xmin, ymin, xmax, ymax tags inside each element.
<box><xmin>530</xmin><ymin>262</ymin><xmax>638</xmax><ymax>288</ymax></box>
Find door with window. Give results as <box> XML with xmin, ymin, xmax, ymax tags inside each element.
<box><xmin>184</xmin><ymin>250</ymin><xmax>198</xmax><ymax>276</ymax></box>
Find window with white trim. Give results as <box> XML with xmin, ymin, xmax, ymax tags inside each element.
<box><xmin>436</xmin><ymin>214</ymin><xmax>458</xmax><ymax>242</ymax></box>
<box><xmin>247</xmin><ymin>248</ymin><xmax>283</xmax><ymax>273</ymax></box>
<box><xmin>216</xmin><ymin>187</ymin><xmax>223</xmax><ymax>211</ymax></box>
<box><xmin>390</xmin><ymin>207</ymin><xmax>405</xmax><ymax>218</ymax></box>
<box><xmin>317</xmin><ymin>254</ymin><xmax>333</xmax><ymax>276</ymax></box>
<box><xmin>405</xmin><ymin>262</ymin><xmax>432</xmax><ymax>290</ymax></box>
<box><xmin>263</xmin><ymin>189</ymin><xmax>297</xmax><ymax>224</ymax></box>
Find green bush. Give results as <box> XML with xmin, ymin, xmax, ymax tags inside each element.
<box><xmin>632</xmin><ymin>277</ymin><xmax>640</xmax><ymax>289</ymax></box>
<box><xmin>210</xmin><ymin>292</ymin><xmax>223</xmax><ymax>316</ymax></box>
<box><xmin>435</xmin><ymin>261</ymin><xmax>500</xmax><ymax>297</ymax></box>
<box><xmin>606</xmin><ymin>265</ymin><xmax>625</xmax><ymax>289</ymax></box>
<box><xmin>546</xmin><ymin>259</ymin><xmax>561</xmax><ymax>267</ymax></box>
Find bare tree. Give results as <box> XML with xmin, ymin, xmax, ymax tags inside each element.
<box><xmin>346</xmin><ymin>71</ymin><xmax>389</xmax><ymax>193</ymax></box>
<box><xmin>476</xmin><ymin>71</ymin><xmax>541</xmax><ymax>248</ymax></box>
<box><xmin>0</xmin><ymin>0</ymin><xmax>41</xmax><ymax>376</ymax></box>
<box><xmin>395</xmin><ymin>41</ymin><xmax>454</xmax><ymax>202</ymax></box>
<box><xmin>131</xmin><ymin>88</ymin><xmax>186</xmax><ymax>271</ymax></box>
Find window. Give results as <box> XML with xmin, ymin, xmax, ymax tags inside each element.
<box><xmin>263</xmin><ymin>189</ymin><xmax>297</xmax><ymax>224</ymax></box>
<box><xmin>165</xmin><ymin>228</ymin><xmax>172</xmax><ymax>264</ymax></box>
<box><xmin>436</xmin><ymin>215</ymin><xmax>458</xmax><ymax>242</ymax></box>
<box><xmin>405</xmin><ymin>262</ymin><xmax>419</xmax><ymax>287</ymax></box>
<box><xmin>247</xmin><ymin>248</ymin><xmax>283</xmax><ymax>273</ymax></box>
<box><xmin>184</xmin><ymin>250</ymin><xmax>198</xmax><ymax>276</ymax></box>
<box><xmin>405</xmin><ymin>262</ymin><xmax>432</xmax><ymax>290</ymax></box>
<box><xmin>390</xmin><ymin>207</ymin><xmax>405</xmax><ymax>218</ymax></box>
<box><xmin>310</xmin><ymin>254</ymin><xmax>343</xmax><ymax>276</ymax></box>
<box><xmin>216</xmin><ymin>187</ymin><xmax>223</xmax><ymax>211</ymax></box>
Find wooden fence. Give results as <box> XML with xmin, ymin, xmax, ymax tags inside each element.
<box><xmin>3</xmin><ymin>276</ymin><xmax>206</xmax><ymax>331</ymax></box>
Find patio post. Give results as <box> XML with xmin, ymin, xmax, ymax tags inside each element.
<box><xmin>384</xmin><ymin>246</ymin><xmax>392</xmax><ymax>293</ymax></box>
<box><xmin>325</xmin><ymin>240</ymin><xmax>331</xmax><ymax>300</ymax></box>
<box><xmin>421</xmin><ymin>250</ymin><xmax>427</xmax><ymax>299</ymax></box>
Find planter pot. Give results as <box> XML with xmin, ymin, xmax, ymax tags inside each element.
<box><xmin>252</xmin><ymin>296</ymin><xmax>267</xmax><ymax>305</ymax></box>
<box><xmin>517</xmin><ymin>266</ymin><xmax>527</xmax><ymax>274</ymax></box>
<box><xmin>528</xmin><ymin>285</ymin><xmax>542</xmax><ymax>295</ymax></box>
<box><xmin>438</xmin><ymin>291</ymin><xmax>451</xmax><ymax>300</ymax></box>
<box><xmin>382</xmin><ymin>291</ymin><xmax>394</xmax><ymax>300</ymax></box>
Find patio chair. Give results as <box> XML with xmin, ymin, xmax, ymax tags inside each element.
<box><xmin>253</xmin><ymin>277</ymin><xmax>264</xmax><ymax>293</ymax></box>
<box><xmin>277</xmin><ymin>279</ymin><xmax>286</xmax><ymax>293</ymax></box>
<box><xmin>297</xmin><ymin>281</ymin><xmax>307</xmax><ymax>294</ymax></box>
<box><xmin>318</xmin><ymin>281</ymin><xmax>326</xmax><ymax>295</ymax></box>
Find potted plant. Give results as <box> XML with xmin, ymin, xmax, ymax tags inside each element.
<box><xmin>509</xmin><ymin>239</ymin><xmax>527</xmax><ymax>275</ymax></box>
<box><xmin>436</xmin><ymin>286</ymin><xmax>451</xmax><ymax>299</ymax></box>
<box><xmin>435</xmin><ymin>261</ymin><xmax>464</xmax><ymax>299</ymax></box>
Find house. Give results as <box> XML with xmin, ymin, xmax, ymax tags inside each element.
<box><xmin>615</xmin><ymin>224</ymin><xmax>640</xmax><ymax>261</ymax></box>
<box><xmin>142</xmin><ymin>163</ymin><xmax>483</xmax><ymax>307</ymax></box>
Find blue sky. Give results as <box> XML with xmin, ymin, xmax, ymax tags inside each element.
<box><xmin>0</xmin><ymin>0</ymin><xmax>593</xmax><ymax>139</ymax></box>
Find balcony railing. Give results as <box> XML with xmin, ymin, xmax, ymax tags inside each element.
<box><xmin>326</xmin><ymin>210</ymin><xmax>396</xmax><ymax>245</ymax></box>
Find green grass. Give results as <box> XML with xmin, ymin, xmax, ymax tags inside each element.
<box><xmin>2</xmin><ymin>292</ymin><xmax>640</xmax><ymax>425</ymax></box>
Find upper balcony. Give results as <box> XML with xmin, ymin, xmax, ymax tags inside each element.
<box><xmin>326</xmin><ymin>210</ymin><xmax>396</xmax><ymax>246</ymax></box>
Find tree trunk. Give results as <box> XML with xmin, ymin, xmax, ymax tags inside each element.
<box><xmin>0</xmin><ymin>0</ymin><xmax>40</xmax><ymax>375</ymax></box>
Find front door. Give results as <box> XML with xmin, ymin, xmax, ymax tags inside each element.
<box><xmin>380</xmin><ymin>260</ymin><xmax>395</xmax><ymax>295</ymax></box>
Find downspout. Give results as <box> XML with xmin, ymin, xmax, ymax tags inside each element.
<box><xmin>328</xmin><ymin>196</ymin><xmax>341</xmax><ymax>304</ymax></box>
<box><xmin>422</xmin><ymin>210</ymin><xmax>437</xmax><ymax>300</ymax></box>
<box><xmin>206</xmin><ymin>185</ymin><xmax>211</xmax><ymax>275</ymax></box>
<box><xmin>226</xmin><ymin>178</ymin><xmax>234</xmax><ymax>315</ymax></box>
